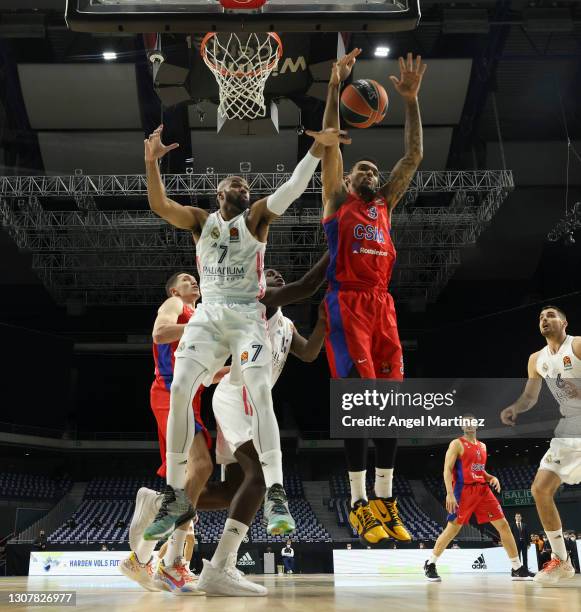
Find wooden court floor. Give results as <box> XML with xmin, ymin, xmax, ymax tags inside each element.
<box><xmin>1</xmin><ymin>574</ymin><xmax>580</xmax><ymax>611</ymax></box>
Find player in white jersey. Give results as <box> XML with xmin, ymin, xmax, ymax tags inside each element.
<box><xmin>142</xmin><ymin>124</ymin><xmax>350</xmax><ymax>542</ymax></box>
<box><xmin>198</xmin><ymin>261</ymin><xmax>329</xmax><ymax>596</ymax></box>
<box><xmin>121</xmin><ymin>255</ymin><xmax>329</xmax><ymax>595</ymax></box>
<box><xmin>501</xmin><ymin>305</ymin><xmax>581</xmax><ymax>585</ymax></box>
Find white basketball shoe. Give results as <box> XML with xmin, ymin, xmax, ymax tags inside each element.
<box><xmin>533</xmin><ymin>554</ymin><xmax>575</xmax><ymax>585</ymax></box>
<box><xmin>119</xmin><ymin>551</ymin><xmax>160</xmax><ymax>592</ymax></box>
<box><xmin>129</xmin><ymin>487</ymin><xmax>162</xmax><ymax>552</ymax></box>
<box><xmin>197</xmin><ymin>553</ymin><xmax>268</xmax><ymax>597</ymax></box>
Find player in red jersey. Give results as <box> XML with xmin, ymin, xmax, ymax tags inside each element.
<box><xmin>423</xmin><ymin>415</ymin><xmax>533</xmax><ymax>582</ymax></box>
<box><xmin>150</xmin><ymin>271</ymin><xmax>210</xmax><ymax>478</ymax></box>
<box><xmin>121</xmin><ymin>271</ymin><xmax>220</xmax><ymax>594</ymax></box>
<box><xmin>321</xmin><ymin>49</ymin><xmax>426</xmax><ymax>546</ymax></box>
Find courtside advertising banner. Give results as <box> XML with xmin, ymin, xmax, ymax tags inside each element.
<box><xmin>29</xmin><ymin>551</ymin><xmax>125</xmax><ymax>576</ymax></box>
<box><xmin>333</xmin><ymin>547</ymin><xmax>543</xmax><ymax>575</ymax></box>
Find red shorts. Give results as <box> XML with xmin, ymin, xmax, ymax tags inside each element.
<box><xmin>324</xmin><ymin>288</ymin><xmax>403</xmax><ymax>379</ymax></box>
<box><xmin>150</xmin><ymin>382</ymin><xmax>210</xmax><ymax>478</ymax></box>
<box><xmin>448</xmin><ymin>483</ymin><xmax>505</xmax><ymax>525</ymax></box>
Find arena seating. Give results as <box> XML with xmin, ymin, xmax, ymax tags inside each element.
<box><xmin>48</xmin><ymin>471</ymin><xmax>328</xmax><ymax>544</ymax></box>
<box><xmin>49</xmin><ymin>500</ymin><xmax>131</xmax><ymax>545</ymax></box>
<box><xmin>329</xmin><ymin>473</ymin><xmax>442</xmax><ymax>541</ymax></box>
<box><xmin>0</xmin><ymin>472</ymin><xmax>71</xmax><ymax>500</ymax></box>
<box><xmin>329</xmin><ymin>473</ymin><xmax>412</xmax><ymax>498</ymax></box>
<box><xmin>426</xmin><ymin>463</ymin><xmax>581</xmax><ymax>497</ymax></box>
<box><xmin>494</xmin><ymin>466</ymin><xmax>535</xmax><ymax>490</ymax></box>
<box><xmin>84</xmin><ymin>476</ymin><xmax>165</xmax><ymax>500</ymax></box>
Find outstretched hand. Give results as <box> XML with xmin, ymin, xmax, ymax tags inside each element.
<box><xmin>144</xmin><ymin>124</ymin><xmax>179</xmax><ymax>162</ymax></box>
<box><xmin>389</xmin><ymin>53</ymin><xmax>427</xmax><ymax>100</ymax></box>
<box><xmin>329</xmin><ymin>48</ymin><xmax>362</xmax><ymax>86</ymax></box>
<box><xmin>305</xmin><ymin>127</ymin><xmax>352</xmax><ymax>147</ymax></box>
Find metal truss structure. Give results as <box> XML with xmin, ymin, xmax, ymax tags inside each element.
<box><xmin>0</xmin><ymin>170</ymin><xmax>514</xmax><ymax>306</ymax></box>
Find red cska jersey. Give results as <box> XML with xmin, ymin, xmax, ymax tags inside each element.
<box><xmin>453</xmin><ymin>437</ymin><xmax>487</xmax><ymax>487</ymax></box>
<box><xmin>152</xmin><ymin>303</ymin><xmax>194</xmax><ymax>391</ymax></box>
<box><xmin>323</xmin><ymin>192</ymin><xmax>396</xmax><ymax>291</ymax></box>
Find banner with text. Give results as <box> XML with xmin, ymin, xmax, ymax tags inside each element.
<box><xmin>500</xmin><ymin>489</ymin><xmax>535</xmax><ymax>507</ymax></box>
<box><xmin>333</xmin><ymin>546</ymin><xmax>542</xmax><ymax>575</ymax></box>
<box><xmin>29</xmin><ymin>551</ymin><xmax>125</xmax><ymax>576</ymax></box>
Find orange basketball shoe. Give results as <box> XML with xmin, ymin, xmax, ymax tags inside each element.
<box><xmin>369</xmin><ymin>497</ymin><xmax>412</xmax><ymax>542</ymax></box>
<box><xmin>349</xmin><ymin>500</ymin><xmax>390</xmax><ymax>547</ymax></box>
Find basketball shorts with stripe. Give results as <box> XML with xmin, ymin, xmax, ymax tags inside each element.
<box><xmin>324</xmin><ymin>288</ymin><xmax>403</xmax><ymax>380</ymax></box>
<box><xmin>212</xmin><ymin>374</ymin><xmax>253</xmax><ymax>465</ymax></box>
<box><xmin>174</xmin><ymin>302</ymin><xmax>272</xmax><ymax>387</ymax></box>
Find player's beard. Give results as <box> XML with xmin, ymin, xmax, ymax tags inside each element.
<box><xmin>357</xmin><ymin>182</ymin><xmax>377</xmax><ymax>201</ymax></box>
<box><xmin>226</xmin><ymin>191</ymin><xmax>249</xmax><ymax>212</ymax></box>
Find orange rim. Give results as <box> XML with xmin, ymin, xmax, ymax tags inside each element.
<box><xmin>200</xmin><ymin>32</ymin><xmax>283</xmax><ymax>79</ymax></box>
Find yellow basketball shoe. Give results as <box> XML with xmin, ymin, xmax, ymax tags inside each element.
<box><xmin>349</xmin><ymin>500</ymin><xmax>391</xmax><ymax>547</ymax></box>
<box><xmin>369</xmin><ymin>497</ymin><xmax>412</xmax><ymax>542</ymax></box>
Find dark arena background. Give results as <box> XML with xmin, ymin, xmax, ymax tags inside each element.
<box><xmin>0</xmin><ymin>1</ymin><xmax>581</xmax><ymax>610</ymax></box>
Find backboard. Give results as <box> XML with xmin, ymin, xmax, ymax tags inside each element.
<box><xmin>65</xmin><ymin>0</ymin><xmax>421</xmax><ymax>33</ymax></box>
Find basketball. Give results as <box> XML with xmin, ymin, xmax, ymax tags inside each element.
<box><xmin>340</xmin><ymin>79</ymin><xmax>389</xmax><ymax>129</ymax></box>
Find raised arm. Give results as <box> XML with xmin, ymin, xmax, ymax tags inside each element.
<box><xmin>289</xmin><ymin>302</ymin><xmax>327</xmax><ymax>363</ymax></box>
<box><xmin>152</xmin><ymin>296</ymin><xmax>186</xmax><ymax>344</ymax></box>
<box><xmin>246</xmin><ymin>129</ymin><xmax>351</xmax><ymax>239</ymax></box>
<box><xmin>500</xmin><ymin>352</ymin><xmax>543</xmax><ymax>426</ymax></box>
<box><xmin>443</xmin><ymin>439</ymin><xmax>462</xmax><ymax>514</ymax></box>
<box><xmin>261</xmin><ymin>252</ymin><xmax>330</xmax><ymax>309</ymax></box>
<box><xmin>145</xmin><ymin>125</ymin><xmax>207</xmax><ymax>236</ymax></box>
<box><xmin>322</xmin><ymin>49</ymin><xmax>361</xmax><ymax>216</ymax></box>
<box><xmin>378</xmin><ymin>54</ymin><xmax>426</xmax><ymax>213</ymax></box>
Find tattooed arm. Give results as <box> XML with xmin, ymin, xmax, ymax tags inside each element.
<box><xmin>379</xmin><ymin>53</ymin><xmax>427</xmax><ymax>213</ymax></box>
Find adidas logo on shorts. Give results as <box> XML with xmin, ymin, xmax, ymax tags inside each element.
<box><xmin>472</xmin><ymin>554</ymin><xmax>487</xmax><ymax>570</ymax></box>
<box><xmin>237</xmin><ymin>552</ymin><xmax>256</xmax><ymax>566</ymax></box>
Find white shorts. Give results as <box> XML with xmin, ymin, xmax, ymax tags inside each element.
<box><xmin>212</xmin><ymin>375</ymin><xmax>253</xmax><ymax>465</ymax></box>
<box><xmin>175</xmin><ymin>302</ymin><xmax>272</xmax><ymax>387</ymax></box>
<box><xmin>539</xmin><ymin>437</ymin><xmax>581</xmax><ymax>485</ymax></box>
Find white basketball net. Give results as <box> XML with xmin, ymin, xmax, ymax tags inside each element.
<box><xmin>201</xmin><ymin>32</ymin><xmax>282</xmax><ymax>121</ymax></box>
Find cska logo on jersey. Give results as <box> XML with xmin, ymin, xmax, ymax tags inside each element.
<box><xmin>563</xmin><ymin>355</ymin><xmax>573</xmax><ymax>370</ymax></box>
<box><xmin>373</xmin><ymin>197</ymin><xmax>385</xmax><ymax>207</ymax></box>
<box><xmin>380</xmin><ymin>361</ymin><xmax>391</xmax><ymax>375</ymax></box>
<box><xmin>240</xmin><ymin>351</ymin><xmax>248</xmax><ymax>365</ymax></box>
<box><xmin>367</xmin><ymin>205</ymin><xmax>378</xmax><ymax>220</ymax></box>
<box><xmin>229</xmin><ymin>227</ymin><xmax>240</xmax><ymax>243</ymax></box>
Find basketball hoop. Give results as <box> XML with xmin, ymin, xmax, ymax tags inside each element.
<box><xmin>200</xmin><ymin>31</ymin><xmax>283</xmax><ymax>121</ymax></box>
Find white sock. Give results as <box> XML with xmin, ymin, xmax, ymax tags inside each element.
<box><xmin>428</xmin><ymin>554</ymin><xmax>439</xmax><ymax>565</ymax></box>
<box><xmin>166</xmin><ymin>452</ymin><xmax>188</xmax><ymax>490</ymax></box>
<box><xmin>509</xmin><ymin>556</ymin><xmax>522</xmax><ymax>570</ymax></box>
<box><xmin>211</xmin><ymin>519</ymin><xmax>249</xmax><ymax>568</ymax></box>
<box><xmin>163</xmin><ymin>527</ymin><xmax>188</xmax><ymax>567</ymax></box>
<box><xmin>375</xmin><ymin>468</ymin><xmax>394</xmax><ymax>499</ymax></box>
<box><xmin>546</xmin><ymin>528</ymin><xmax>568</xmax><ymax>561</ymax></box>
<box><xmin>134</xmin><ymin>539</ymin><xmax>157</xmax><ymax>565</ymax></box>
<box><xmin>259</xmin><ymin>449</ymin><xmax>283</xmax><ymax>489</ymax></box>
<box><xmin>349</xmin><ymin>470</ymin><xmax>367</xmax><ymax>507</ymax></box>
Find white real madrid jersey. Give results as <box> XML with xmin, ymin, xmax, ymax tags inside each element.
<box><xmin>217</xmin><ymin>308</ymin><xmax>294</xmax><ymax>390</ymax></box>
<box><xmin>536</xmin><ymin>336</ymin><xmax>581</xmax><ymax>440</ymax></box>
<box><xmin>268</xmin><ymin>308</ymin><xmax>294</xmax><ymax>386</ymax></box>
<box><xmin>196</xmin><ymin>210</ymin><xmax>266</xmax><ymax>302</ymax></box>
